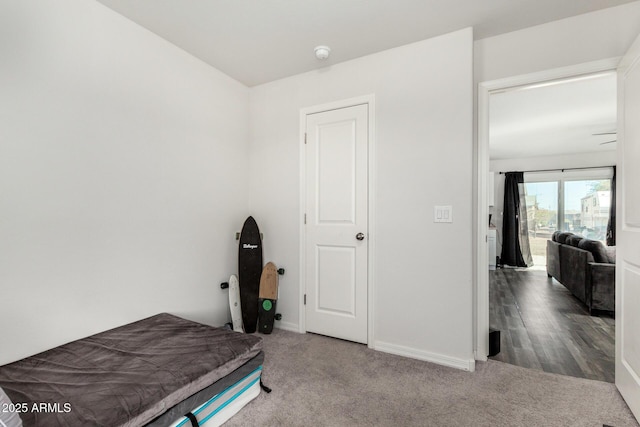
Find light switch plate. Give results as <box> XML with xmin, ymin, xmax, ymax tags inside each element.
<box><xmin>434</xmin><ymin>205</ymin><xmax>453</xmax><ymax>223</ymax></box>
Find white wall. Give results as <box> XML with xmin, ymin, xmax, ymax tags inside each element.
<box><xmin>249</xmin><ymin>29</ymin><xmax>475</xmax><ymax>368</ymax></box>
<box><xmin>475</xmin><ymin>1</ymin><xmax>640</xmax><ymax>84</ymax></box>
<box><xmin>0</xmin><ymin>0</ymin><xmax>249</xmax><ymax>364</ymax></box>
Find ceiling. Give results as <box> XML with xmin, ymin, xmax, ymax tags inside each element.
<box><xmin>95</xmin><ymin>1</ymin><xmax>624</xmax><ymax>160</ymax></box>
<box><xmin>95</xmin><ymin>0</ymin><xmax>635</xmax><ymax>87</ymax></box>
<box><xmin>489</xmin><ymin>73</ymin><xmax>617</xmax><ymax>160</ymax></box>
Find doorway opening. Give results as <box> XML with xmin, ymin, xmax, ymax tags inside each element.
<box><xmin>477</xmin><ymin>61</ymin><xmax>618</xmax><ymax>382</ymax></box>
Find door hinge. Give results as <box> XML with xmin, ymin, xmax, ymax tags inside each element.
<box><xmin>304</xmin><ymin>294</ymin><xmax>306</xmax><ymax>305</ymax></box>
<box><xmin>304</xmin><ymin>213</ymin><xmax>307</xmax><ymax>224</ymax></box>
<box><xmin>304</xmin><ymin>133</ymin><xmax>307</xmax><ymax>144</ymax></box>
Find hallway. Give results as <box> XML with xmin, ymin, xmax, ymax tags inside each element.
<box><xmin>489</xmin><ymin>268</ymin><xmax>615</xmax><ymax>382</ymax></box>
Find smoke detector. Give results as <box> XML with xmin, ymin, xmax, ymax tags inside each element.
<box><xmin>314</xmin><ymin>45</ymin><xmax>331</xmax><ymax>60</ymax></box>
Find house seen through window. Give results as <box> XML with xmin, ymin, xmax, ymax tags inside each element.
<box><xmin>524</xmin><ymin>177</ymin><xmax>611</xmax><ymax>266</ymax></box>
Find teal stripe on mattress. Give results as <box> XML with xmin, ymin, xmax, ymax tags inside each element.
<box><xmin>199</xmin><ymin>376</ymin><xmax>260</xmax><ymax>425</ymax></box>
<box><xmin>175</xmin><ymin>365</ymin><xmax>262</xmax><ymax>427</ymax></box>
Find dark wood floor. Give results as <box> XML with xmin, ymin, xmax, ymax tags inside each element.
<box><xmin>489</xmin><ymin>268</ymin><xmax>615</xmax><ymax>382</ymax></box>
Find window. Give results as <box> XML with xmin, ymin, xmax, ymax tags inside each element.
<box><xmin>565</xmin><ymin>179</ymin><xmax>611</xmax><ymax>241</ymax></box>
<box><xmin>524</xmin><ymin>181</ymin><xmax>559</xmax><ymax>266</ymax></box>
<box><xmin>522</xmin><ymin>168</ymin><xmax>612</xmax><ymax>265</ymax></box>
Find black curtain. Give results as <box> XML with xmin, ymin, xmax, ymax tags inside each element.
<box><xmin>500</xmin><ymin>172</ymin><xmax>533</xmax><ymax>267</ymax></box>
<box><xmin>606</xmin><ymin>166</ymin><xmax>616</xmax><ymax>246</ymax></box>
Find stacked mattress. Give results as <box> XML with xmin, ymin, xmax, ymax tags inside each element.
<box><xmin>0</xmin><ymin>313</ymin><xmax>263</xmax><ymax>427</ymax></box>
<box><xmin>163</xmin><ymin>365</ymin><xmax>262</xmax><ymax>427</ymax></box>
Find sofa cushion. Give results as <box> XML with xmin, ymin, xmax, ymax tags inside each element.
<box><xmin>566</xmin><ymin>235</ymin><xmax>584</xmax><ymax>247</ymax></box>
<box><xmin>552</xmin><ymin>231</ymin><xmax>562</xmax><ymax>242</ymax></box>
<box><xmin>606</xmin><ymin>246</ymin><xmax>616</xmax><ymax>263</ymax></box>
<box><xmin>578</xmin><ymin>238</ymin><xmax>613</xmax><ymax>263</ymax></box>
<box><xmin>556</xmin><ymin>232</ymin><xmax>574</xmax><ymax>244</ymax></box>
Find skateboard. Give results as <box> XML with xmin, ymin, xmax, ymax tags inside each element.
<box><xmin>258</xmin><ymin>262</ymin><xmax>279</xmax><ymax>334</ymax></box>
<box><xmin>220</xmin><ymin>275</ymin><xmax>243</xmax><ymax>332</ymax></box>
<box><xmin>238</xmin><ymin>216</ymin><xmax>263</xmax><ymax>333</ymax></box>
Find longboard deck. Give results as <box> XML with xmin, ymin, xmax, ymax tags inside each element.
<box><xmin>238</xmin><ymin>216</ymin><xmax>262</xmax><ymax>333</ymax></box>
<box><xmin>258</xmin><ymin>262</ymin><xmax>278</xmax><ymax>334</ymax></box>
<box><xmin>228</xmin><ymin>275</ymin><xmax>243</xmax><ymax>332</ymax></box>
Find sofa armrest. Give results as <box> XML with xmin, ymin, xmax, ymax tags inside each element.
<box><xmin>588</xmin><ymin>262</ymin><xmax>615</xmax><ymax>313</ymax></box>
<box><xmin>546</xmin><ymin>240</ymin><xmax>562</xmax><ymax>282</ymax></box>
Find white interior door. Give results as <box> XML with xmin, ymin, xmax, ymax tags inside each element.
<box><xmin>616</xmin><ymin>32</ymin><xmax>640</xmax><ymax>420</ymax></box>
<box><xmin>304</xmin><ymin>103</ymin><xmax>368</xmax><ymax>344</ymax></box>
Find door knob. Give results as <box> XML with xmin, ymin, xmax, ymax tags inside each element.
<box><xmin>356</xmin><ymin>233</ymin><xmax>365</xmax><ymax>241</ymax></box>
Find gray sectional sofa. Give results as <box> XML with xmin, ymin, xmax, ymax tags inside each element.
<box><xmin>546</xmin><ymin>231</ymin><xmax>615</xmax><ymax>314</ymax></box>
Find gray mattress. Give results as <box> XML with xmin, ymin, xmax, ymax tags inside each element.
<box><xmin>0</xmin><ymin>313</ymin><xmax>262</xmax><ymax>426</ymax></box>
<box><xmin>145</xmin><ymin>352</ymin><xmax>263</xmax><ymax>426</ymax></box>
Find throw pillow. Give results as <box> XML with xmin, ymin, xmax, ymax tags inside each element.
<box><xmin>566</xmin><ymin>235</ymin><xmax>584</xmax><ymax>247</ymax></box>
<box><xmin>556</xmin><ymin>232</ymin><xmax>574</xmax><ymax>244</ymax></box>
<box><xmin>578</xmin><ymin>239</ymin><xmax>609</xmax><ymax>263</ymax></box>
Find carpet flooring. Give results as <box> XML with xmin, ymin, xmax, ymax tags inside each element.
<box><xmin>225</xmin><ymin>329</ymin><xmax>638</xmax><ymax>427</ymax></box>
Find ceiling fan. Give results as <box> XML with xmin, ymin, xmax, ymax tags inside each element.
<box><xmin>593</xmin><ymin>131</ymin><xmax>617</xmax><ymax>145</ymax></box>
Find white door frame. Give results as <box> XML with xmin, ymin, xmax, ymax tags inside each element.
<box><xmin>615</xmin><ymin>33</ymin><xmax>640</xmax><ymax>418</ymax></box>
<box><xmin>299</xmin><ymin>94</ymin><xmax>376</xmax><ymax>348</ymax></box>
<box><xmin>475</xmin><ymin>58</ymin><xmax>620</xmax><ymax>360</ymax></box>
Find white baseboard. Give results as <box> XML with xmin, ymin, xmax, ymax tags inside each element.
<box><xmin>474</xmin><ymin>350</ymin><xmax>488</xmax><ymax>362</ymax></box>
<box><xmin>374</xmin><ymin>340</ymin><xmax>476</xmax><ymax>372</ymax></box>
<box><xmin>274</xmin><ymin>320</ymin><xmax>299</xmax><ymax>333</ymax></box>
<box><xmin>269</xmin><ymin>326</ymin><xmax>475</xmax><ymax>372</ymax></box>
